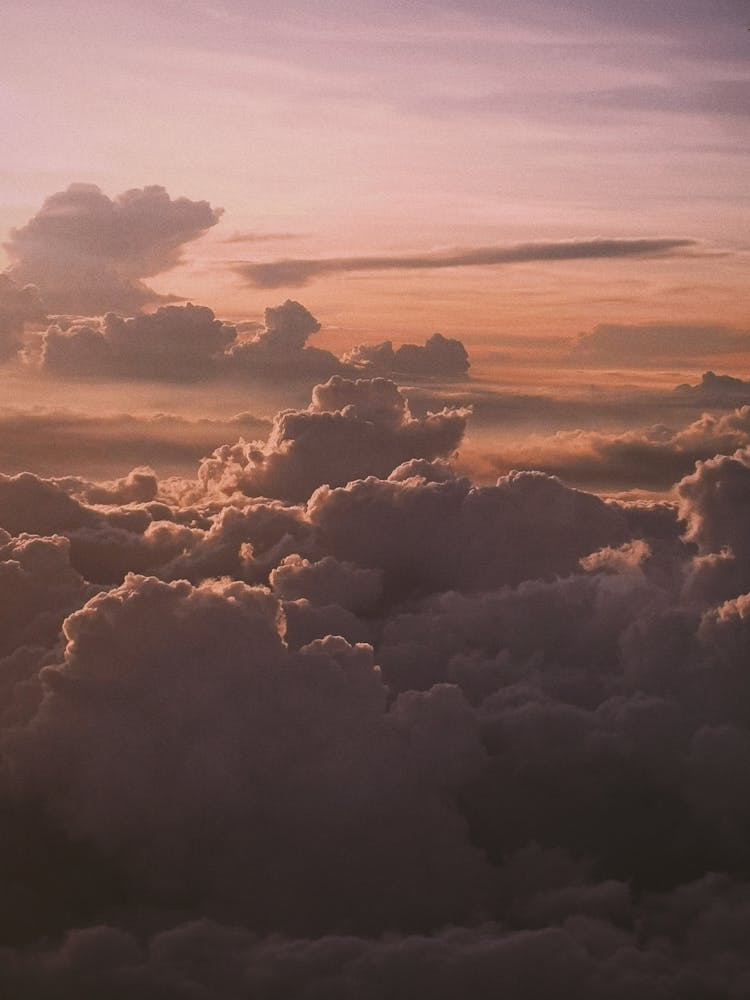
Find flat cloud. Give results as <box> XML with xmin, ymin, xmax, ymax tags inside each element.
<box><xmin>235</xmin><ymin>237</ymin><xmax>697</xmax><ymax>288</ymax></box>
<box><xmin>0</xmin><ymin>407</ymin><xmax>270</xmax><ymax>479</ymax></box>
<box><xmin>4</xmin><ymin>184</ymin><xmax>223</xmax><ymax>314</ymax></box>
<box><xmin>572</xmin><ymin>322</ymin><xmax>750</xmax><ymax>365</ymax></box>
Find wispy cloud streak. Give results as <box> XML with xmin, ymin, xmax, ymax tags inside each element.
<box><xmin>235</xmin><ymin>237</ymin><xmax>698</xmax><ymax>287</ymax></box>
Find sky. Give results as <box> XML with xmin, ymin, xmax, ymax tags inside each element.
<box><xmin>4</xmin><ymin>2</ymin><xmax>750</xmax><ymax>996</ymax></box>
<box><xmin>2</xmin><ymin>0</ymin><xmax>748</xmax><ymax>345</ymax></box>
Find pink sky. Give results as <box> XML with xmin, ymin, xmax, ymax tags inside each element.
<box><xmin>2</xmin><ymin>0</ymin><xmax>748</xmax><ymax>347</ymax></box>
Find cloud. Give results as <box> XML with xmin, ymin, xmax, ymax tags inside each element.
<box><xmin>198</xmin><ymin>375</ymin><xmax>469</xmax><ymax>502</ymax></box>
<box><xmin>344</xmin><ymin>332</ymin><xmax>470</xmax><ymax>377</ymax></box>
<box><xmin>0</xmin><ymin>274</ymin><xmax>45</xmax><ymax>361</ymax></box>
<box><xmin>0</xmin><ymin>407</ymin><xmax>270</xmax><ymax>480</ymax></box>
<box><xmin>470</xmin><ymin>405</ymin><xmax>750</xmax><ymax>491</ymax></box>
<box><xmin>5</xmin><ymin>573</ymin><xmax>490</xmax><ymax>934</ymax></box>
<box><xmin>572</xmin><ymin>323</ymin><xmax>750</xmax><ymax>365</ymax></box>
<box><xmin>35</xmin><ymin>298</ymin><xmax>345</xmax><ymax>383</ymax></box>
<box><xmin>675</xmin><ymin>371</ymin><xmax>750</xmax><ymax>406</ymax></box>
<box><xmin>3</xmin><ymin>378</ymin><xmax>750</xmax><ymax>990</ymax></box>
<box><xmin>4</xmin><ymin>184</ymin><xmax>222</xmax><ymax>314</ymax></box>
<box><xmin>226</xmin><ymin>298</ymin><xmax>341</xmax><ymax>377</ymax></box>
<box><xmin>235</xmin><ymin>238</ymin><xmax>697</xmax><ymax>288</ymax></box>
<box><xmin>221</xmin><ymin>230</ymin><xmax>305</xmax><ymax>244</ymax></box>
<box><xmin>42</xmin><ymin>304</ymin><xmax>236</xmax><ymax>380</ymax></box>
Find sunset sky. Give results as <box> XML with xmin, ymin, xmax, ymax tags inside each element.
<box><xmin>3</xmin><ymin>4</ymin><xmax>750</xmax><ymax>996</ymax></box>
<box><xmin>3</xmin><ymin>0</ymin><xmax>748</xmax><ymax>346</ymax></box>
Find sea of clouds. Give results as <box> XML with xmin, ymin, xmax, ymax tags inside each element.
<box><xmin>1</xmin><ymin>184</ymin><xmax>750</xmax><ymax>996</ymax></box>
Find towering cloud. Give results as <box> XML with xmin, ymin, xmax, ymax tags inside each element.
<box><xmin>4</xmin><ymin>184</ymin><xmax>223</xmax><ymax>314</ymax></box>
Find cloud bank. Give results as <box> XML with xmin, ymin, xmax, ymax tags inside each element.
<box><xmin>2</xmin><ymin>373</ymin><xmax>750</xmax><ymax>991</ymax></box>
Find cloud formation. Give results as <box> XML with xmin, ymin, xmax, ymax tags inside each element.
<box><xmin>2</xmin><ymin>376</ymin><xmax>750</xmax><ymax>992</ymax></box>
<box><xmin>226</xmin><ymin>298</ymin><xmax>341</xmax><ymax>377</ymax></box>
<box><xmin>4</xmin><ymin>184</ymin><xmax>222</xmax><ymax>314</ymax></box>
<box><xmin>42</xmin><ymin>304</ymin><xmax>236</xmax><ymax>380</ymax></box>
<box><xmin>345</xmin><ymin>332</ymin><xmax>470</xmax><ymax>377</ymax></box>
<box><xmin>198</xmin><ymin>375</ymin><xmax>469</xmax><ymax>502</ymax></box>
<box><xmin>236</xmin><ymin>238</ymin><xmax>697</xmax><ymax>287</ymax></box>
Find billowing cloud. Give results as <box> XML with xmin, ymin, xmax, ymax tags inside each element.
<box><xmin>42</xmin><ymin>304</ymin><xmax>236</xmax><ymax>380</ymax></box>
<box><xmin>236</xmin><ymin>237</ymin><xmax>697</xmax><ymax>288</ymax></box>
<box><xmin>3</xmin><ymin>376</ymin><xmax>750</xmax><ymax>991</ymax></box>
<box><xmin>345</xmin><ymin>332</ymin><xmax>470</xmax><ymax>377</ymax></box>
<box><xmin>4</xmin><ymin>184</ymin><xmax>222</xmax><ymax>314</ymax></box>
<box><xmin>0</xmin><ymin>274</ymin><xmax>45</xmax><ymax>360</ymax></box>
<box><xmin>198</xmin><ymin>376</ymin><xmax>469</xmax><ymax>502</ymax></box>
<box><xmin>226</xmin><ymin>298</ymin><xmax>341</xmax><ymax>377</ymax></box>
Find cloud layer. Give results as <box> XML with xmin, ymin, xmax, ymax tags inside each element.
<box><xmin>2</xmin><ymin>369</ymin><xmax>750</xmax><ymax>992</ymax></box>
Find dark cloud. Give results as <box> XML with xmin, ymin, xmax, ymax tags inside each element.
<box><xmin>3</xmin><ymin>375</ymin><xmax>750</xmax><ymax>990</ymax></box>
<box><xmin>0</xmin><ymin>274</ymin><xmax>45</xmax><ymax>361</ymax></box>
<box><xmin>4</xmin><ymin>184</ymin><xmax>222</xmax><ymax>314</ymax></box>
<box><xmin>675</xmin><ymin>371</ymin><xmax>750</xmax><ymax>406</ymax></box>
<box><xmin>236</xmin><ymin>238</ymin><xmax>697</xmax><ymax>288</ymax></box>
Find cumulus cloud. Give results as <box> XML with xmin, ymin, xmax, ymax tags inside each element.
<box><xmin>236</xmin><ymin>237</ymin><xmax>697</xmax><ymax>288</ymax></box>
<box><xmin>3</xmin><ymin>375</ymin><xmax>750</xmax><ymax>991</ymax></box>
<box><xmin>4</xmin><ymin>184</ymin><xmax>222</xmax><ymax>314</ymax></box>
<box><xmin>226</xmin><ymin>298</ymin><xmax>341</xmax><ymax>377</ymax></box>
<box><xmin>344</xmin><ymin>332</ymin><xmax>470</xmax><ymax>377</ymax></box>
<box><xmin>0</xmin><ymin>274</ymin><xmax>45</xmax><ymax>361</ymax></box>
<box><xmin>41</xmin><ymin>303</ymin><xmax>236</xmax><ymax>380</ymax></box>
<box><xmin>35</xmin><ymin>298</ymin><xmax>347</xmax><ymax>383</ymax></box>
<box><xmin>198</xmin><ymin>375</ymin><xmax>469</xmax><ymax>502</ymax></box>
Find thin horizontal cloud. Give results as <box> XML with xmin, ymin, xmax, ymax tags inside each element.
<box><xmin>235</xmin><ymin>238</ymin><xmax>699</xmax><ymax>288</ymax></box>
<box><xmin>222</xmin><ymin>231</ymin><xmax>306</xmax><ymax>244</ymax></box>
